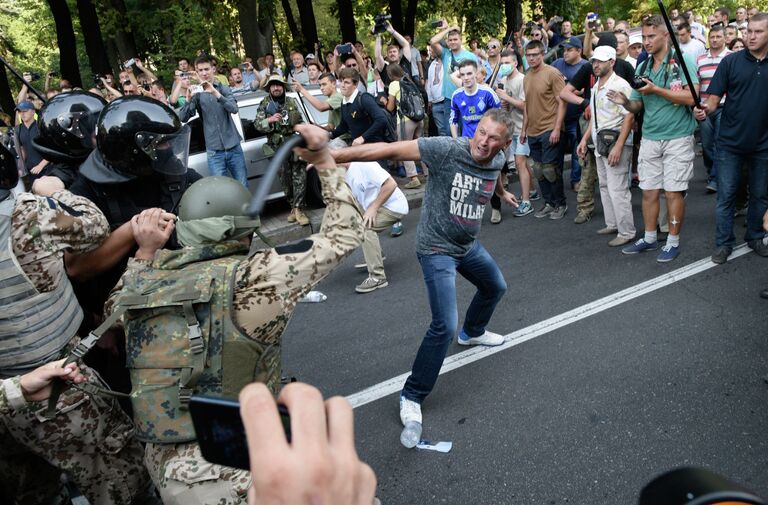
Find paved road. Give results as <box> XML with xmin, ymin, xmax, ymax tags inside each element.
<box><xmin>281</xmin><ymin>160</ymin><xmax>768</xmax><ymax>504</ymax></box>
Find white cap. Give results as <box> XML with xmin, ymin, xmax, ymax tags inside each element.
<box><xmin>592</xmin><ymin>46</ymin><xmax>616</xmax><ymax>62</ymax></box>
<box><xmin>629</xmin><ymin>33</ymin><xmax>642</xmax><ymax>46</ymax></box>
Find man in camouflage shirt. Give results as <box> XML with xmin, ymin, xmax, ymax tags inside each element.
<box><xmin>105</xmin><ymin>124</ymin><xmax>365</xmax><ymax>505</ymax></box>
<box><xmin>0</xmin><ymin>169</ymin><xmax>152</xmax><ymax>505</ymax></box>
<box><xmin>255</xmin><ymin>75</ymin><xmax>310</xmax><ymax>225</ymax></box>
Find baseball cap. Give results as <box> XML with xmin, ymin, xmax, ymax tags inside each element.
<box><xmin>15</xmin><ymin>100</ymin><xmax>34</xmax><ymax>111</ymax></box>
<box><xmin>629</xmin><ymin>33</ymin><xmax>643</xmax><ymax>47</ymax></box>
<box><xmin>560</xmin><ymin>37</ymin><xmax>583</xmax><ymax>49</ymax></box>
<box><xmin>596</xmin><ymin>33</ymin><xmax>618</xmax><ymax>49</ymax></box>
<box><xmin>592</xmin><ymin>46</ymin><xmax>616</xmax><ymax>62</ymax></box>
<box><xmin>306</xmin><ymin>53</ymin><xmax>316</xmax><ymax>60</ymax></box>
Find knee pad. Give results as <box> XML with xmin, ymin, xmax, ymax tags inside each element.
<box><xmin>542</xmin><ymin>163</ymin><xmax>559</xmax><ymax>183</ymax></box>
<box><xmin>531</xmin><ymin>161</ymin><xmax>544</xmax><ymax>181</ymax></box>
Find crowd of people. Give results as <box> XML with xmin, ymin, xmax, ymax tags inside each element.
<box><xmin>1</xmin><ymin>4</ymin><xmax>767</xmax><ymax>505</ymax></box>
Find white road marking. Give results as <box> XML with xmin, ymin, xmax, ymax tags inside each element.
<box><xmin>346</xmin><ymin>244</ymin><xmax>753</xmax><ymax>409</ymax></box>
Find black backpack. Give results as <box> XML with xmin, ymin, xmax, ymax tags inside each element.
<box><xmin>396</xmin><ymin>75</ymin><xmax>426</xmax><ymax>122</ymax></box>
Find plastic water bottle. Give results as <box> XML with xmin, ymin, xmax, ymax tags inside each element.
<box><xmin>299</xmin><ymin>291</ymin><xmax>327</xmax><ymax>303</ymax></box>
<box><xmin>400</xmin><ymin>421</ymin><xmax>422</xmax><ymax>448</ymax></box>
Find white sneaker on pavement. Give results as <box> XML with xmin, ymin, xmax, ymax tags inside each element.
<box><xmin>457</xmin><ymin>330</ymin><xmax>504</xmax><ymax>346</ymax></box>
<box><xmin>399</xmin><ymin>395</ymin><xmax>422</xmax><ymax>426</ymax></box>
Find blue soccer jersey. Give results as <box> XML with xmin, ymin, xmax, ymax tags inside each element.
<box><xmin>449</xmin><ymin>85</ymin><xmax>501</xmax><ymax>138</ymax></box>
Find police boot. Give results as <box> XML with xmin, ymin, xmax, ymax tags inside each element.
<box><xmin>294</xmin><ymin>208</ymin><xmax>310</xmax><ymax>226</ymax></box>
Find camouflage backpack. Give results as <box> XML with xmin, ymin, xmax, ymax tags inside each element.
<box><xmin>112</xmin><ymin>241</ymin><xmax>272</xmax><ymax>443</ymax></box>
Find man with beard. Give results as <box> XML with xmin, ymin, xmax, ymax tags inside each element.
<box><xmin>255</xmin><ymin>75</ymin><xmax>309</xmax><ymax>225</ymax></box>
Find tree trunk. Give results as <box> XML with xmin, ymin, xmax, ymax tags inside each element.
<box><xmin>505</xmin><ymin>0</ymin><xmax>523</xmax><ymax>36</ymax></box>
<box><xmin>280</xmin><ymin>0</ymin><xmax>302</xmax><ymax>48</ymax></box>
<box><xmin>45</xmin><ymin>0</ymin><xmax>82</xmax><ymax>88</ymax></box>
<box><xmin>295</xmin><ymin>0</ymin><xmax>318</xmax><ymax>55</ymax></box>
<box><xmin>107</xmin><ymin>0</ymin><xmax>138</xmax><ymax>64</ymax></box>
<box><xmin>76</xmin><ymin>0</ymin><xmax>111</xmax><ymax>76</ymax></box>
<box><xmin>403</xmin><ymin>0</ymin><xmax>418</xmax><ymax>38</ymax></box>
<box><xmin>388</xmin><ymin>0</ymin><xmax>403</xmax><ymax>34</ymax></box>
<box><xmin>336</xmin><ymin>0</ymin><xmax>356</xmax><ymax>43</ymax></box>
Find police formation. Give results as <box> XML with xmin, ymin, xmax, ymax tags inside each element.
<box><xmin>0</xmin><ymin>91</ymin><xmax>366</xmax><ymax>504</ymax></box>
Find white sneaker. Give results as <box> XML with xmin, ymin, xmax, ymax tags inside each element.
<box><xmin>457</xmin><ymin>330</ymin><xmax>504</xmax><ymax>346</ymax></box>
<box><xmin>490</xmin><ymin>209</ymin><xmax>502</xmax><ymax>224</ymax></box>
<box><xmin>399</xmin><ymin>395</ymin><xmax>422</xmax><ymax>426</ymax></box>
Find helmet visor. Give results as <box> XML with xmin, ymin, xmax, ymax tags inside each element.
<box><xmin>135</xmin><ymin>124</ymin><xmax>190</xmax><ymax>176</ymax></box>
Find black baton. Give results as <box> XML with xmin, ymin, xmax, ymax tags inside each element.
<box><xmin>657</xmin><ymin>0</ymin><xmax>700</xmax><ymax>105</ymax></box>
<box><xmin>0</xmin><ymin>56</ymin><xmax>47</xmax><ymax>104</ymax></box>
<box><xmin>244</xmin><ymin>134</ymin><xmax>306</xmax><ymax>217</ymax></box>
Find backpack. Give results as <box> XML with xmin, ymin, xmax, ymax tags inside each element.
<box><xmin>354</xmin><ymin>92</ymin><xmax>397</xmax><ymax>142</ymax></box>
<box><xmin>396</xmin><ymin>75</ymin><xmax>426</xmax><ymax>122</ymax></box>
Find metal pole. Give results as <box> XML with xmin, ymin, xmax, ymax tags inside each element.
<box><xmin>0</xmin><ymin>57</ymin><xmax>47</xmax><ymax>104</ymax></box>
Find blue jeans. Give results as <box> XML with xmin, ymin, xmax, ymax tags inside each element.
<box><xmin>699</xmin><ymin>108</ymin><xmax>722</xmax><ymax>185</ymax></box>
<box><xmin>207</xmin><ymin>144</ymin><xmax>248</xmax><ymax>187</ymax></box>
<box><xmin>431</xmin><ymin>100</ymin><xmax>451</xmax><ymax>137</ymax></box>
<box><xmin>561</xmin><ymin>119</ymin><xmax>582</xmax><ymax>185</ymax></box>
<box><xmin>528</xmin><ymin>131</ymin><xmax>566</xmax><ymax>207</ymax></box>
<box><xmin>715</xmin><ymin>149</ymin><xmax>768</xmax><ymax>247</ymax></box>
<box><xmin>402</xmin><ymin>241</ymin><xmax>507</xmax><ymax>403</ymax></box>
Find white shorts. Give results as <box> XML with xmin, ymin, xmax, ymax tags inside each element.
<box><xmin>505</xmin><ymin>134</ymin><xmax>530</xmax><ymax>158</ymax></box>
<box><xmin>638</xmin><ymin>135</ymin><xmax>695</xmax><ymax>192</ymax></box>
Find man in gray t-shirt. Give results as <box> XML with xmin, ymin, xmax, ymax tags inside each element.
<box><xmin>333</xmin><ymin>109</ymin><xmax>517</xmax><ymax>445</ymax></box>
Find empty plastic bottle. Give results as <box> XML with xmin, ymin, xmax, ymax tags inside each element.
<box><xmin>298</xmin><ymin>291</ymin><xmax>327</xmax><ymax>303</ymax></box>
<box><xmin>400</xmin><ymin>421</ymin><xmax>422</xmax><ymax>448</ymax></box>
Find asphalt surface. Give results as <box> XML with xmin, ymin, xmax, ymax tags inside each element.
<box><xmin>280</xmin><ymin>158</ymin><xmax>768</xmax><ymax>504</ymax></box>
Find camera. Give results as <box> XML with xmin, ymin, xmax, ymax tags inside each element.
<box><xmin>630</xmin><ymin>76</ymin><xmax>649</xmax><ymax>89</ymax></box>
<box><xmin>587</xmin><ymin>12</ymin><xmax>599</xmax><ymax>30</ymax></box>
<box><xmin>372</xmin><ymin>13</ymin><xmax>392</xmax><ymax>35</ymax></box>
<box><xmin>430</xmin><ymin>20</ymin><xmax>444</xmax><ymax>29</ymax></box>
<box><xmin>26</xmin><ymin>72</ymin><xmax>41</xmax><ymax>81</ymax></box>
<box><xmin>180</xmin><ymin>72</ymin><xmax>192</xmax><ymax>78</ymax></box>
<box><xmin>93</xmin><ymin>74</ymin><xmax>104</xmax><ymax>87</ymax></box>
<box><xmin>239</xmin><ymin>64</ymin><xmax>248</xmax><ymax>72</ymax></box>
<box><xmin>337</xmin><ymin>43</ymin><xmax>353</xmax><ymax>55</ymax></box>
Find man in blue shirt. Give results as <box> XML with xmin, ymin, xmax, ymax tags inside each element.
<box><xmin>696</xmin><ymin>12</ymin><xmax>768</xmax><ymax>263</ymax></box>
<box><xmin>551</xmin><ymin>37</ymin><xmax>588</xmax><ymax>197</ymax></box>
<box><xmin>177</xmin><ymin>55</ymin><xmax>247</xmax><ymax>187</ymax></box>
<box><xmin>430</xmin><ymin>21</ymin><xmax>478</xmax><ymax>136</ymax></box>
<box><xmin>450</xmin><ymin>60</ymin><xmax>501</xmax><ymax>139</ymax></box>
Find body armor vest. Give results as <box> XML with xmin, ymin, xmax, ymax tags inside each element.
<box><xmin>115</xmin><ymin>241</ymin><xmax>266</xmax><ymax>443</ymax></box>
<box><xmin>0</xmin><ymin>196</ymin><xmax>82</xmax><ymax>377</ymax></box>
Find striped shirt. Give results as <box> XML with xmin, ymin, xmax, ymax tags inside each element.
<box><xmin>697</xmin><ymin>48</ymin><xmax>731</xmax><ymax>103</ymax></box>
<box><xmin>450</xmin><ymin>84</ymin><xmax>501</xmax><ymax>138</ymax></box>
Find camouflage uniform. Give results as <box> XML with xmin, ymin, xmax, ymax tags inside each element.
<box><xmin>0</xmin><ymin>190</ymin><xmax>152</xmax><ymax>505</ymax></box>
<box><xmin>255</xmin><ymin>95</ymin><xmax>307</xmax><ymax>209</ymax></box>
<box><xmin>106</xmin><ymin>167</ymin><xmax>364</xmax><ymax>505</ymax></box>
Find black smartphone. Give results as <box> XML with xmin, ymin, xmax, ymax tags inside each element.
<box><xmin>190</xmin><ymin>394</ymin><xmax>291</xmax><ymax>471</ymax></box>
<box><xmin>430</xmin><ymin>20</ymin><xmax>443</xmax><ymax>29</ymax></box>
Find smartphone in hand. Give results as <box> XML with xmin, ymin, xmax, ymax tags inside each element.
<box><xmin>190</xmin><ymin>395</ymin><xmax>291</xmax><ymax>471</ymax></box>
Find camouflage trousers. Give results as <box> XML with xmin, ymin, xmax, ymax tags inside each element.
<box><xmin>0</xmin><ymin>367</ymin><xmax>152</xmax><ymax>505</ymax></box>
<box><xmin>576</xmin><ymin>115</ymin><xmax>597</xmax><ymax>217</ymax></box>
<box><xmin>280</xmin><ymin>153</ymin><xmax>307</xmax><ymax>209</ymax></box>
<box><xmin>144</xmin><ymin>441</ymin><xmax>251</xmax><ymax>505</ymax></box>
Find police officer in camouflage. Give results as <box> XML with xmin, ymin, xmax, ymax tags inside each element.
<box><xmin>91</xmin><ymin>124</ymin><xmax>364</xmax><ymax>504</ymax></box>
<box><xmin>255</xmin><ymin>75</ymin><xmax>310</xmax><ymax>226</ymax></box>
<box><xmin>0</xmin><ymin>144</ymin><xmax>152</xmax><ymax>505</ymax></box>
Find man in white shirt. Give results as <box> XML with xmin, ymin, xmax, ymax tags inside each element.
<box><xmin>425</xmin><ymin>55</ymin><xmax>445</xmax><ymax>135</ymax></box>
<box><xmin>678</xmin><ymin>22</ymin><xmax>707</xmax><ymax>60</ymax></box>
<box><xmin>577</xmin><ymin>46</ymin><xmax>636</xmax><ymax>247</ymax></box>
<box><xmin>343</xmin><ymin>160</ymin><xmax>409</xmax><ymax>293</ymax></box>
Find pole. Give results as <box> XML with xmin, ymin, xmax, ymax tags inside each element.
<box><xmin>0</xmin><ymin>57</ymin><xmax>47</xmax><ymax>104</ymax></box>
<box><xmin>656</xmin><ymin>0</ymin><xmax>700</xmax><ymax>105</ymax></box>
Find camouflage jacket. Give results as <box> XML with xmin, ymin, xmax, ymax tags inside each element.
<box><xmin>0</xmin><ymin>376</ymin><xmax>23</xmax><ymax>416</ymax></box>
<box><xmin>11</xmin><ymin>190</ymin><xmax>110</xmax><ymax>291</ymax></box>
<box><xmin>254</xmin><ymin>95</ymin><xmax>305</xmax><ymax>149</ymax></box>
<box><xmin>107</xmin><ymin>167</ymin><xmax>364</xmax><ymax>392</ymax></box>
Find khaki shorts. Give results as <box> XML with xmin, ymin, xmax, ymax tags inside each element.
<box><xmin>638</xmin><ymin>135</ymin><xmax>695</xmax><ymax>192</ymax></box>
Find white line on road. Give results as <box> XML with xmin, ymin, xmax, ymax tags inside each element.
<box><xmin>346</xmin><ymin>244</ymin><xmax>753</xmax><ymax>409</ymax></box>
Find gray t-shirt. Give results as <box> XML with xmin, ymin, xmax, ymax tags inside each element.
<box><xmin>416</xmin><ymin>136</ymin><xmax>504</xmax><ymax>257</ymax></box>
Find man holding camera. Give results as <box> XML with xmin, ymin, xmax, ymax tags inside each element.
<box><xmin>608</xmin><ymin>15</ymin><xmax>699</xmax><ymax>263</ymax></box>
<box><xmin>176</xmin><ymin>55</ymin><xmax>247</xmax><ymax>188</ymax></box>
<box><xmin>430</xmin><ymin>21</ymin><xmax>478</xmax><ymax>136</ymax></box>
<box><xmin>375</xmin><ymin>21</ymin><xmax>413</xmax><ymax>91</ymax></box>
<box><xmin>255</xmin><ymin>75</ymin><xmax>310</xmax><ymax>226</ymax></box>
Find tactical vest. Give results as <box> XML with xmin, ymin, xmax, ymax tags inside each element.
<box><xmin>112</xmin><ymin>241</ymin><xmax>268</xmax><ymax>443</ymax></box>
<box><xmin>0</xmin><ymin>196</ymin><xmax>83</xmax><ymax>378</ymax></box>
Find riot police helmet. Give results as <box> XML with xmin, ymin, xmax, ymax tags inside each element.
<box><xmin>0</xmin><ymin>143</ymin><xmax>19</xmax><ymax>201</ymax></box>
<box><xmin>31</xmin><ymin>90</ymin><xmax>106</xmax><ymax>163</ymax></box>
<box><xmin>96</xmin><ymin>96</ymin><xmax>190</xmax><ymax>178</ymax></box>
